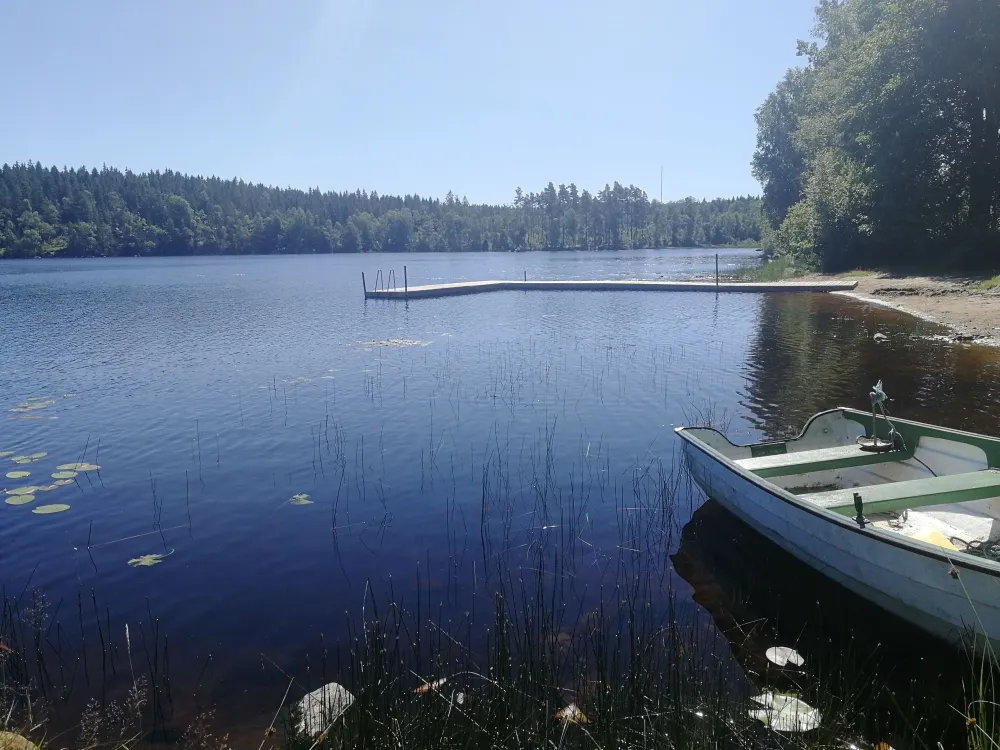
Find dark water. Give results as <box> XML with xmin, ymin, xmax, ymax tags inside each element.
<box><xmin>2</xmin><ymin>250</ymin><xmax>997</xmax><ymax>744</ymax></box>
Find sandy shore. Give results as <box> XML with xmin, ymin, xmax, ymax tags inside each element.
<box><xmin>805</xmin><ymin>273</ymin><xmax>1000</xmax><ymax>345</ymax></box>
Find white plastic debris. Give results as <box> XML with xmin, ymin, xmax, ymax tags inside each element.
<box><xmin>765</xmin><ymin>646</ymin><xmax>806</xmax><ymax>667</ymax></box>
<box><xmin>749</xmin><ymin>692</ymin><xmax>821</xmax><ymax>732</ymax></box>
<box><xmin>296</xmin><ymin>681</ymin><xmax>355</xmax><ymax>736</ymax></box>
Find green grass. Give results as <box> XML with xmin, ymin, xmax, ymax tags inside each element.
<box><xmin>977</xmin><ymin>275</ymin><xmax>1000</xmax><ymax>290</ymax></box>
<box><xmin>731</xmin><ymin>257</ymin><xmax>805</xmax><ymax>282</ymax></box>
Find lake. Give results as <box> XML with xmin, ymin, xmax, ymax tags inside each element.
<box><xmin>2</xmin><ymin>249</ymin><xmax>997</xmax><ymax>745</ymax></box>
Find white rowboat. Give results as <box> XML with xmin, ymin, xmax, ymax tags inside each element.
<box><xmin>677</xmin><ymin>406</ymin><xmax>1000</xmax><ymax>649</ymax></box>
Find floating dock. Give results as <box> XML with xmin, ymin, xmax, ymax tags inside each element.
<box><xmin>363</xmin><ymin>278</ymin><xmax>858</xmax><ymax>300</ymax></box>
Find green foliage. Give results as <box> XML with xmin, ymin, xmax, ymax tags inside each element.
<box><xmin>754</xmin><ymin>0</ymin><xmax>1000</xmax><ymax>271</ymax></box>
<box><xmin>752</xmin><ymin>68</ymin><xmax>810</xmax><ymax>228</ymax></box>
<box><xmin>732</xmin><ymin>256</ymin><xmax>803</xmax><ymax>281</ymax></box>
<box><xmin>978</xmin><ymin>276</ymin><xmax>1000</xmax><ymax>291</ymax></box>
<box><xmin>0</xmin><ymin>164</ymin><xmax>763</xmax><ymax>257</ymax></box>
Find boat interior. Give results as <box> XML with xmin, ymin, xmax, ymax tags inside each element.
<box><xmin>682</xmin><ymin>405</ymin><xmax>1000</xmax><ymax>557</ymax></box>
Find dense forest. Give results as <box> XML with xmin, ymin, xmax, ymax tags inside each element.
<box><xmin>753</xmin><ymin>0</ymin><xmax>999</xmax><ymax>271</ymax></box>
<box><xmin>0</xmin><ymin>163</ymin><xmax>761</xmax><ymax>257</ymax></box>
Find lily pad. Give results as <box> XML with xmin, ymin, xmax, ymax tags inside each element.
<box><xmin>5</xmin><ymin>495</ymin><xmax>35</xmax><ymax>506</ymax></box>
<box><xmin>11</xmin><ymin>457</ymin><xmax>32</xmax><ymax>464</ymax></box>
<box><xmin>35</xmin><ymin>484</ymin><xmax>59</xmax><ymax>492</ymax></box>
<box><xmin>765</xmin><ymin>646</ymin><xmax>805</xmax><ymax>668</ymax></box>
<box><xmin>297</xmin><ymin>682</ymin><xmax>354</xmax><ymax>736</ymax></box>
<box><xmin>5</xmin><ymin>471</ymin><xmax>30</xmax><ymax>479</ymax></box>
<box><xmin>6</xmin><ymin>487</ymin><xmax>41</xmax><ymax>495</ymax></box>
<box><xmin>290</xmin><ymin>493</ymin><xmax>313</xmax><ymax>505</ymax></box>
<box><xmin>0</xmin><ymin>452</ymin><xmax>13</xmax><ymax>458</ymax></box>
<box><xmin>30</xmin><ymin>452</ymin><xmax>47</xmax><ymax>459</ymax></box>
<box><xmin>52</xmin><ymin>479</ymin><xmax>74</xmax><ymax>487</ymax></box>
<box><xmin>750</xmin><ymin>692</ymin><xmax>821</xmax><ymax>732</ymax></box>
<box><xmin>128</xmin><ymin>553</ymin><xmax>166</xmax><ymax>567</ymax></box>
<box><xmin>51</xmin><ymin>471</ymin><xmax>77</xmax><ymax>480</ymax></box>
<box><xmin>32</xmin><ymin>504</ymin><xmax>70</xmax><ymax>515</ymax></box>
<box><xmin>12</xmin><ymin>401</ymin><xmax>54</xmax><ymax>412</ymax></box>
<box><xmin>56</xmin><ymin>462</ymin><xmax>100</xmax><ymax>472</ymax></box>
<box><xmin>363</xmin><ymin>339</ymin><xmax>431</xmax><ymax>348</ymax></box>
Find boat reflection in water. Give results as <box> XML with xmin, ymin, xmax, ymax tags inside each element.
<box><xmin>671</xmin><ymin>499</ymin><xmax>970</xmax><ymax>747</ymax></box>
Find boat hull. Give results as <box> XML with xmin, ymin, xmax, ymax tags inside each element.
<box><xmin>681</xmin><ymin>438</ymin><xmax>1000</xmax><ymax>650</ymax></box>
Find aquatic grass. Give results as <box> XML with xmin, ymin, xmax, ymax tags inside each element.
<box><xmin>0</xmin><ymin>333</ymin><xmax>984</xmax><ymax>750</ymax></box>
<box><xmin>0</xmin><ymin>441</ymin><xmax>974</xmax><ymax>750</ymax></box>
<box><xmin>264</xmin><ymin>446</ymin><xmax>887</xmax><ymax>750</ymax></box>
<box><xmin>0</xmin><ymin>588</ymin><xmax>164</xmax><ymax>750</ymax></box>
<box><xmin>952</xmin><ymin>587</ymin><xmax>1000</xmax><ymax>750</ymax></box>
<box><xmin>682</xmin><ymin>399</ymin><xmax>735</xmax><ymax>433</ymax></box>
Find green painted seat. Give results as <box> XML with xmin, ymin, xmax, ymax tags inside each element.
<box><xmin>800</xmin><ymin>469</ymin><xmax>1000</xmax><ymax>515</ymax></box>
<box><xmin>735</xmin><ymin>444</ymin><xmax>910</xmax><ymax>478</ymax></box>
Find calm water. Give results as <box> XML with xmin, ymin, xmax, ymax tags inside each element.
<box><xmin>2</xmin><ymin>250</ymin><xmax>999</xmax><ymax>743</ymax></box>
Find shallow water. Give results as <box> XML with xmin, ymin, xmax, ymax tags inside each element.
<box><xmin>1</xmin><ymin>250</ymin><xmax>996</xmax><ymax>744</ymax></box>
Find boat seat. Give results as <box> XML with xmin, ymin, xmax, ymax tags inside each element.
<box><xmin>735</xmin><ymin>444</ymin><xmax>910</xmax><ymax>478</ymax></box>
<box><xmin>800</xmin><ymin>469</ymin><xmax>1000</xmax><ymax>515</ymax></box>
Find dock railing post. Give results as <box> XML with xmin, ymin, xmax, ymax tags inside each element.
<box><xmin>404</xmin><ymin>265</ymin><xmax>408</xmax><ymax>298</ymax></box>
<box><xmin>362</xmin><ymin>272</ymin><xmax>367</xmax><ymax>299</ymax></box>
<box><xmin>715</xmin><ymin>254</ymin><xmax>719</xmax><ymax>288</ymax></box>
<box><xmin>524</xmin><ymin>270</ymin><xmax>527</xmax><ymax>282</ymax></box>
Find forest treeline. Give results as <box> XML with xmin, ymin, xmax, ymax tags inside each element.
<box><xmin>753</xmin><ymin>0</ymin><xmax>999</xmax><ymax>271</ymax></box>
<box><xmin>0</xmin><ymin>163</ymin><xmax>761</xmax><ymax>257</ymax></box>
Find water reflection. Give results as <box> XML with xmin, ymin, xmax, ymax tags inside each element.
<box><xmin>743</xmin><ymin>292</ymin><xmax>1000</xmax><ymax>438</ymax></box>
<box><xmin>672</xmin><ymin>500</ymin><xmax>969</xmax><ymax>747</ymax></box>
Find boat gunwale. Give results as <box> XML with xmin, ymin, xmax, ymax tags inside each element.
<box><xmin>675</xmin><ymin>407</ymin><xmax>1000</xmax><ymax>577</ymax></box>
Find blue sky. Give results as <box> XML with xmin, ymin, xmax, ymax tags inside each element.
<box><xmin>1</xmin><ymin>0</ymin><xmax>815</xmax><ymax>204</ymax></box>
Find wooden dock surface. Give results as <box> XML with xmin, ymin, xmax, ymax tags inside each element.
<box><xmin>363</xmin><ymin>279</ymin><xmax>858</xmax><ymax>300</ymax></box>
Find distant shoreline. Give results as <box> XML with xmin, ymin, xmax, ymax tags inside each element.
<box><xmin>0</xmin><ymin>245</ymin><xmax>761</xmax><ymax>260</ymax></box>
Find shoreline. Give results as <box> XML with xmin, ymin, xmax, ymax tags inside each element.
<box><xmin>806</xmin><ymin>273</ymin><xmax>1000</xmax><ymax>347</ymax></box>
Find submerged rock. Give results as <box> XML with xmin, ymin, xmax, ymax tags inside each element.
<box><xmin>0</xmin><ymin>733</ymin><xmax>41</xmax><ymax>750</ymax></box>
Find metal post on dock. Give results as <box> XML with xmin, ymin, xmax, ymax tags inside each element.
<box><xmin>404</xmin><ymin>265</ymin><xmax>408</xmax><ymax>298</ymax></box>
<box><xmin>715</xmin><ymin>254</ymin><xmax>719</xmax><ymax>288</ymax></box>
<box><xmin>362</xmin><ymin>272</ymin><xmax>367</xmax><ymax>299</ymax></box>
<box><xmin>524</xmin><ymin>270</ymin><xmax>527</xmax><ymax>282</ymax></box>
